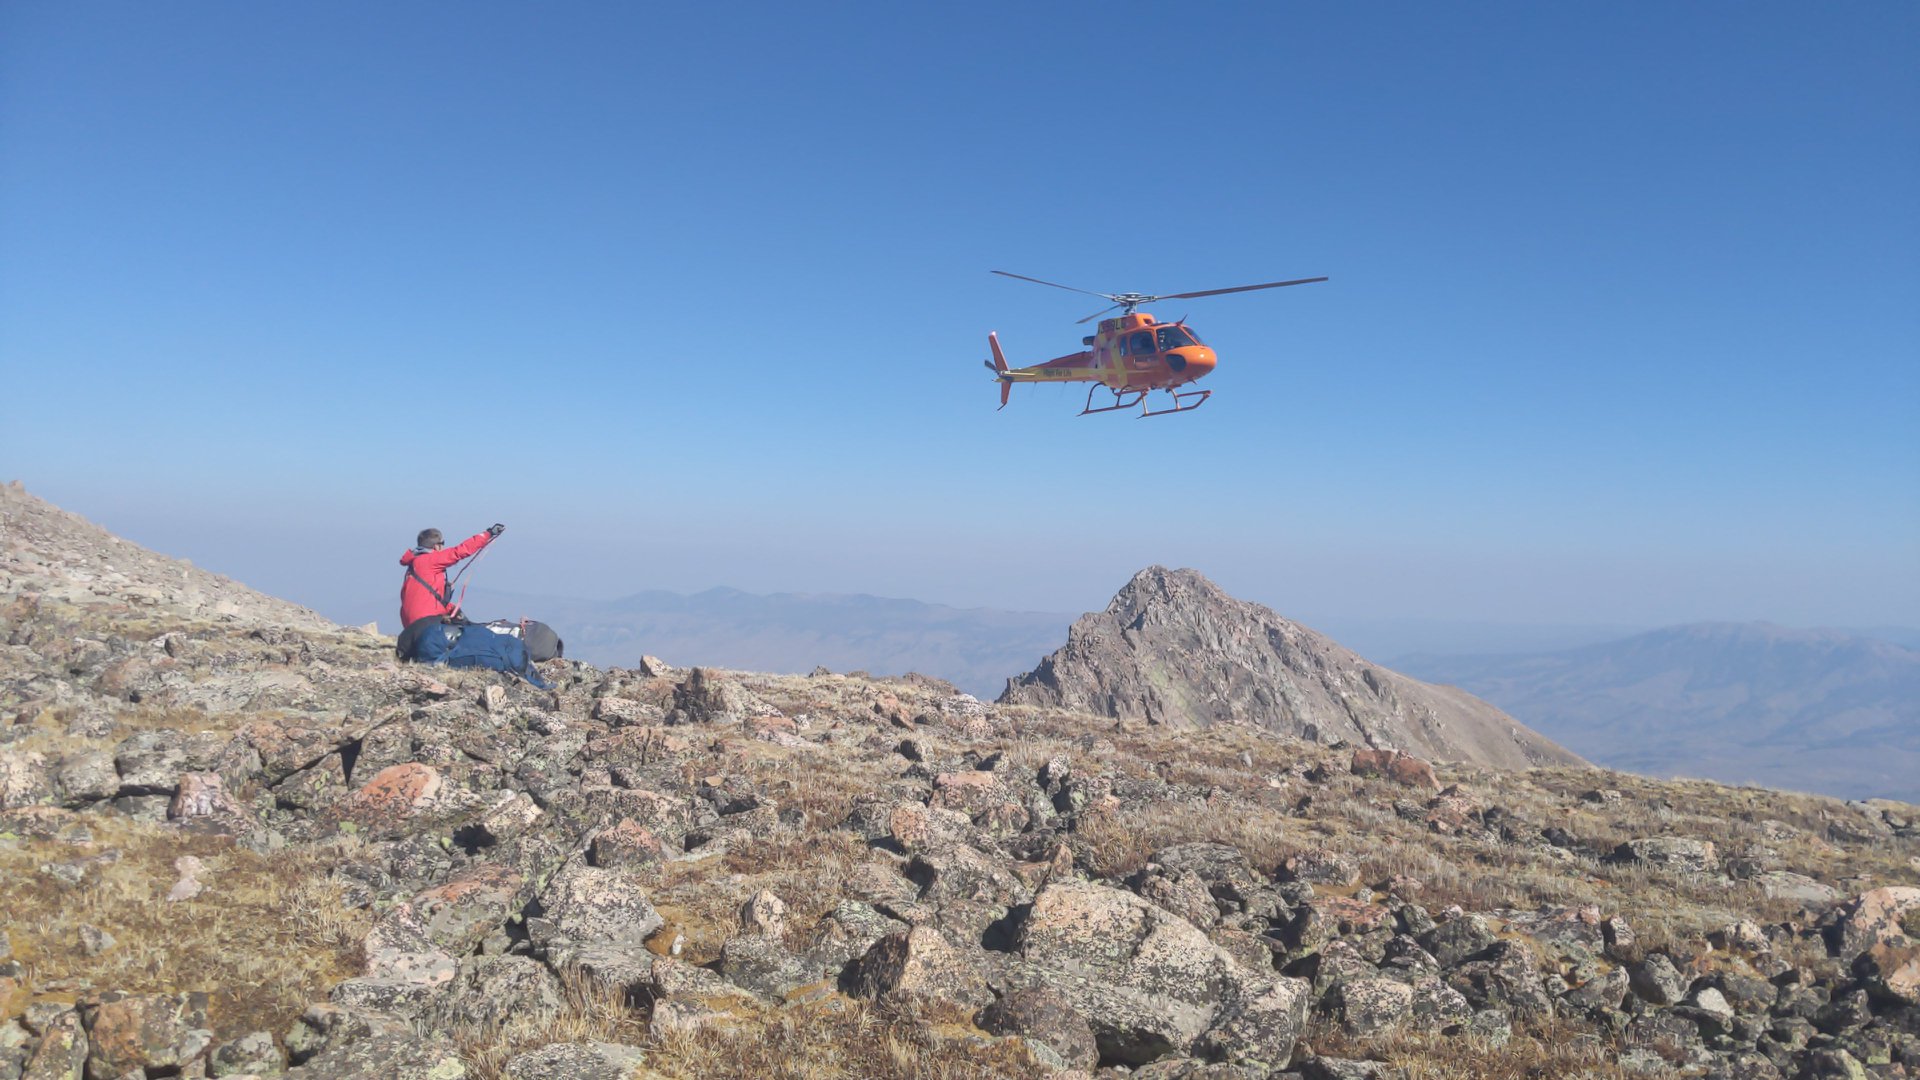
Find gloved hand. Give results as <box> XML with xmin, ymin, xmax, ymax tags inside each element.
<box><xmin>487</xmin><ymin>523</ymin><xmax>505</xmax><ymax>538</ymax></box>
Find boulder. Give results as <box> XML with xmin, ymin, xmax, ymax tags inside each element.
<box><xmin>529</xmin><ymin>863</ymin><xmax>665</xmax><ymax>960</ymax></box>
<box><xmin>1014</xmin><ymin>880</ymin><xmax>1268</xmax><ymax>1064</ymax></box>
<box><xmin>1613</xmin><ymin>837</ymin><xmax>1718</xmax><ymax>876</ymax></box>
<box><xmin>1829</xmin><ymin>886</ymin><xmax>1920</xmax><ymax>960</ymax></box>
<box><xmin>81</xmin><ymin>992</ymin><xmax>211</xmax><ymax>1079</ymax></box>
<box><xmin>208</xmin><ymin>1030</ymin><xmax>285</xmax><ymax>1077</ymax></box>
<box><xmin>851</xmin><ymin>926</ymin><xmax>991</xmax><ymax>1008</ymax></box>
<box><xmin>412</xmin><ymin>862</ymin><xmax>526</xmax><ymax>957</ymax></box>
<box><xmin>589</xmin><ymin>819</ymin><xmax>666</xmax><ymax>868</ymax></box>
<box><xmin>1332</xmin><ymin>977</ymin><xmax>1415</xmax><ymax>1034</ymax></box>
<box><xmin>502</xmin><ymin>1041</ymin><xmax>647</xmax><ymax>1080</ymax></box>
<box><xmin>431</xmin><ymin>955</ymin><xmax>562</xmax><ymax>1029</ymax></box>
<box><xmin>976</xmin><ymin>987</ymin><xmax>1099</xmax><ymax>1072</ymax></box>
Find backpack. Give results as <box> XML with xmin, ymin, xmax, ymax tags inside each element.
<box><xmin>397</xmin><ymin>614</ymin><xmax>552</xmax><ymax>689</ymax></box>
<box><xmin>397</xmin><ymin>615</ymin><xmax>466</xmax><ymax>662</ymax></box>
<box><xmin>476</xmin><ymin>619</ymin><xmax>565</xmax><ymax>663</ymax></box>
<box><xmin>520</xmin><ymin>620</ymin><xmax>564</xmax><ymax>662</ymax></box>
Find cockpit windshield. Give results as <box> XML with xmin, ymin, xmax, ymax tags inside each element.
<box><xmin>1156</xmin><ymin>325</ymin><xmax>1201</xmax><ymax>350</ymax></box>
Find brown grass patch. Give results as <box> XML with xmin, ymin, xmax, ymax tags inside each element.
<box><xmin>1307</xmin><ymin>1014</ymin><xmax>1631</xmax><ymax>1079</ymax></box>
<box><xmin>0</xmin><ymin>811</ymin><xmax>369</xmax><ymax>1039</ymax></box>
<box><xmin>643</xmin><ymin>995</ymin><xmax>1044</xmax><ymax>1080</ymax></box>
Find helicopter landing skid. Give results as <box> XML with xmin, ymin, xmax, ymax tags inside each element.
<box><xmin>1139</xmin><ymin>387</ymin><xmax>1210</xmax><ymax>417</ymax></box>
<box><xmin>1079</xmin><ymin>386</ymin><xmax>1149</xmax><ymax>415</ymax></box>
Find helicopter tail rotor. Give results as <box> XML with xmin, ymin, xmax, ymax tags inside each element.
<box><xmin>987</xmin><ymin>332</ymin><xmax>1013</xmax><ymax>410</ymax></box>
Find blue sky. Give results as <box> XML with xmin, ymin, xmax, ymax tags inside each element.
<box><xmin>3</xmin><ymin>2</ymin><xmax>1915</xmax><ymax>635</ymax></box>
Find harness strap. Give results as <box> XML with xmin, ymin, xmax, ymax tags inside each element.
<box><xmin>406</xmin><ymin>564</ymin><xmax>453</xmax><ymax>612</ymax></box>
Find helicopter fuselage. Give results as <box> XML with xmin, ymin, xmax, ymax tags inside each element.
<box><xmin>1001</xmin><ymin>311</ymin><xmax>1216</xmax><ymax>392</ymax></box>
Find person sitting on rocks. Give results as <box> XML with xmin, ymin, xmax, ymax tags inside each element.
<box><xmin>399</xmin><ymin>524</ymin><xmax>501</xmax><ymax>628</ymax></box>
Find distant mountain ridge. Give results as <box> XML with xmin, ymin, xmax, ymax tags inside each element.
<box><xmin>408</xmin><ymin>584</ymin><xmax>1072</xmax><ymax>700</ymax></box>
<box><xmin>1394</xmin><ymin>622</ymin><xmax>1920</xmax><ymax>802</ymax></box>
<box><xmin>1000</xmin><ymin>566</ymin><xmax>1584</xmax><ymax>770</ymax></box>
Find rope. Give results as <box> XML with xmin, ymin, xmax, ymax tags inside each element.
<box><xmin>447</xmin><ymin>537</ymin><xmax>495</xmax><ymax>617</ymax></box>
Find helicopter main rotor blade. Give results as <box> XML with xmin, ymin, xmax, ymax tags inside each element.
<box><xmin>992</xmin><ymin>270</ymin><xmax>1117</xmax><ymax>301</ymax></box>
<box><xmin>1076</xmin><ymin>304</ymin><xmax>1122</xmax><ymax>325</ymax></box>
<box><xmin>1153</xmin><ymin>277</ymin><xmax>1329</xmax><ymax>302</ymax></box>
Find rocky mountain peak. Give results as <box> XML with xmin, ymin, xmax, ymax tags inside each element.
<box><xmin>1001</xmin><ymin>565</ymin><xmax>1582</xmax><ymax>770</ymax></box>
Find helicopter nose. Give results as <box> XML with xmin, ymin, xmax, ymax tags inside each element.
<box><xmin>1166</xmin><ymin>347</ymin><xmax>1215</xmax><ymax>378</ymax></box>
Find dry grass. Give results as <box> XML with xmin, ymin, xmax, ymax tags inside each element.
<box><xmin>642</xmin><ymin>995</ymin><xmax>1043</xmax><ymax>1080</ymax></box>
<box><xmin>1307</xmin><ymin>1015</ymin><xmax>1633</xmax><ymax>1079</ymax></box>
<box><xmin>1072</xmin><ymin>795</ymin><xmax>1295</xmax><ymax>880</ymax></box>
<box><xmin>0</xmin><ymin>811</ymin><xmax>369</xmax><ymax>1039</ymax></box>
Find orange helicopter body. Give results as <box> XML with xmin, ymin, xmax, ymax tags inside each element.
<box><xmin>985</xmin><ymin>270</ymin><xmax>1325</xmax><ymax>416</ymax></box>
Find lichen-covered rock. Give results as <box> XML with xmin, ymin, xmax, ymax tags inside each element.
<box><xmin>851</xmin><ymin>926</ymin><xmax>991</xmax><ymax>1008</ymax></box>
<box><xmin>718</xmin><ymin>934</ymin><xmax>821</xmax><ymax>998</ymax></box>
<box><xmin>1014</xmin><ymin>880</ymin><xmax>1264</xmax><ymax>1064</ymax></box>
<box><xmin>502</xmin><ymin>1041</ymin><xmax>647</xmax><ymax>1080</ymax></box>
<box><xmin>1829</xmin><ymin>886</ymin><xmax>1920</xmax><ymax>961</ymax></box>
<box><xmin>21</xmin><ymin>1010</ymin><xmax>86</xmax><ymax>1080</ymax></box>
<box><xmin>976</xmin><ymin>987</ymin><xmax>1100</xmax><ymax>1072</ymax></box>
<box><xmin>412</xmin><ymin>862</ymin><xmax>526</xmax><ymax>957</ymax></box>
<box><xmin>79</xmin><ymin>992</ymin><xmax>211</xmax><ymax>1079</ymax></box>
<box><xmin>0</xmin><ymin>751</ymin><xmax>54</xmax><ymax>809</ymax></box>
<box><xmin>1613</xmin><ymin>836</ymin><xmax>1718</xmax><ymax>876</ymax></box>
<box><xmin>1332</xmin><ymin>977</ymin><xmax>1415</xmax><ymax>1034</ymax></box>
<box><xmin>1193</xmin><ymin>977</ymin><xmax>1311</xmax><ymax>1072</ymax></box>
<box><xmin>209</xmin><ymin>1030</ymin><xmax>284</xmax><ymax>1077</ymax></box>
<box><xmin>283</xmin><ymin>1029</ymin><xmax>468</xmax><ymax>1079</ymax></box>
<box><xmin>430</xmin><ymin>955</ymin><xmax>562</xmax><ymax>1029</ymax></box>
<box><xmin>529</xmin><ymin>862</ymin><xmax>664</xmax><ymax>962</ymax></box>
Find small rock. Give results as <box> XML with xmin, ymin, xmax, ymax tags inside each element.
<box><xmin>740</xmin><ymin>889</ymin><xmax>788</xmax><ymax>939</ymax></box>
<box><xmin>1629</xmin><ymin>953</ymin><xmax>1687</xmax><ymax>1006</ymax></box>
<box><xmin>166</xmin><ymin>855</ymin><xmax>205</xmax><ymax>902</ymax></box>
<box><xmin>79</xmin><ymin>925</ymin><xmax>116</xmax><ymax>957</ymax></box>
<box><xmin>209</xmin><ymin>1030</ymin><xmax>284</xmax><ymax>1077</ymax></box>
<box><xmin>1350</xmin><ymin>748</ymin><xmax>1440</xmax><ymax>791</ymax></box>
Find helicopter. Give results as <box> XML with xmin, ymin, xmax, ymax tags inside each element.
<box><xmin>984</xmin><ymin>269</ymin><xmax>1326</xmax><ymax>416</ymax></box>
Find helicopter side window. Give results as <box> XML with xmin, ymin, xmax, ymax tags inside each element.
<box><xmin>1156</xmin><ymin>326</ymin><xmax>1198</xmax><ymax>350</ymax></box>
<box><xmin>1128</xmin><ymin>331</ymin><xmax>1156</xmax><ymax>357</ymax></box>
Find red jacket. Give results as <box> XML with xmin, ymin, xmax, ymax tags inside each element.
<box><xmin>399</xmin><ymin>531</ymin><xmax>492</xmax><ymax>628</ymax></box>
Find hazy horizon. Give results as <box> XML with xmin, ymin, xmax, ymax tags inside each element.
<box><xmin>13</xmin><ymin>479</ymin><xmax>1915</xmax><ymax>668</ymax></box>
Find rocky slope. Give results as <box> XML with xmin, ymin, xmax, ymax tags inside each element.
<box><xmin>1001</xmin><ymin>567</ymin><xmax>1583</xmax><ymax>771</ymax></box>
<box><xmin>3</xmin><ymin>484</ymin><xmax>1919</xmax><ymax>1080</ymax></box>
